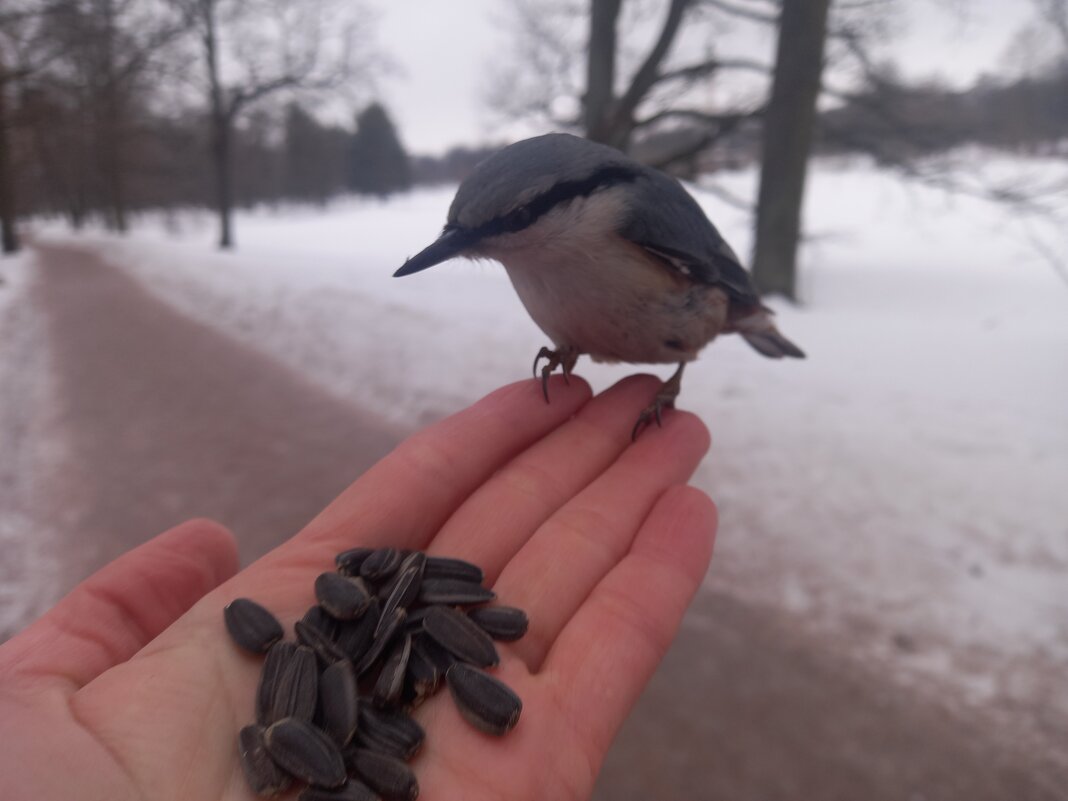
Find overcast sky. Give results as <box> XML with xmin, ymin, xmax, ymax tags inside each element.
<box><xmin>369</xmin><ymin>0</ymin><xmax>1038</xmax><ymax>156</ymax></box>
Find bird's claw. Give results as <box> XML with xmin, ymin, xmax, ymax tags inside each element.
<box><xmin>531</xmin><ymin>346</ymin><xmax>578</xmax><ymax>403</ymax></box>
<box><xmin>631</xmin><ymin>362</ymin><xmax>686</xmax><ymax>441</ymax></box>
<box><xmin>631</xmin><ymin>398</ymin><xmax>673</xmax><ymax>440</ymax></box>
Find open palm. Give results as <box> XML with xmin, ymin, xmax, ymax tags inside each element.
<box><xmin>0</xmin><ymin>375</ymin><xmax>716</xmax><ymax>801</ymax></box>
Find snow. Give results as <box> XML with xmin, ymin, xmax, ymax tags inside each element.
<box><xmin>23</xmin><ymin>157</ymin><xmax>1068</xmax><ymax>728</ymax></box>
<box><xmin>0</xmin><ymin>251</ymin><xmax>67</xmax><ymax>638</ymax></box>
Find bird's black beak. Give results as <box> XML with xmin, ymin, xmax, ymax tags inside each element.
<box><xmin>393</xmin><ymin>228</ymin><xmax>467</xmax><ymax>277</ymax></box>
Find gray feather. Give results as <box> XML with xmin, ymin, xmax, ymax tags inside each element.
<box><xmin>448</xmin><ymin>134</ymin><xmax>633</xmax><ymax>230</ymax></box>
<box><xmin>618</xmin><ymin>168</ymin><xmax>759</xmax><ymax>303</ymax></box>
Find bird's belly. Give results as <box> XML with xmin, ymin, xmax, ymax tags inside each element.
<box><xmin>497</xmin><ymin>240</ymin><xmax>727</xmax><ymax>365</ymax></box>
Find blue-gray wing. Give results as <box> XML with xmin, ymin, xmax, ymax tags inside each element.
<box><xmin>618</xmin><ymin>167</ymin><xmax>760</xmax><ymax>303</ymax></box>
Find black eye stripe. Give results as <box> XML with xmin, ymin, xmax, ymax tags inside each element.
<box><xmin>467</xmin><ymin>164</ymin><xmax>640</xmax><ymax>241</ymax></box>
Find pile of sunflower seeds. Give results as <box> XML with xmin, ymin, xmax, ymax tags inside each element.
<box><xmin>224</xmin><ymin>548</ymin><xmax>528</xmax><ymax>800</ymax></box>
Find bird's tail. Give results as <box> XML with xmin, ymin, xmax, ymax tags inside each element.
<box><xmin>732</xmin><ymin>307</ymin><xmax>806</xmax><ymax>359</ymax></box>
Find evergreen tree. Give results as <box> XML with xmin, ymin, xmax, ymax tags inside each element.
<box><xmin>283</xmin><ymin>103</ymin><xmax>348</xmax><ymax>204</ymax></box>
<box><xmin>348</xmin><ymin>102</ymin><xmax>411</xmax><ymax>196</ymax></box>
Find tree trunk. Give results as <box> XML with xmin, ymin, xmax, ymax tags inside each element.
<box><xmin>585</xmin><ymin>0</ymin><xmax>622</xmax><ymax>145</ymax></box>
<box><xmin>211</xmin><ymin>108</ymin><xmax>234</xmax><ymax>249</ymax></box>
<box><xmin>99</xmin><ymin>0</ymin><xmax>128</xmax><ymax>234</ymax></box>
<box><xmin>99</xmin><ymin>94</ymin><xmax>128</xmax><ymax>233</ymax></box>
<box><xmin>202</xmin><ymin>0</ymin><xmax>234</xmax><ymax>249</ymax></box>
<box><xmin>751</xmin><ymin>0</ymin><xmax>832</xmax><ymax>300</ymax></box>
<box><xmin>0</xmin><ymin>63</ymin><xmax>19</xmax><ymax>255</ymax></box>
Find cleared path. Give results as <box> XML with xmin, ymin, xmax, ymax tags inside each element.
<box><xmin>31</xmin><ymin>242</ymin><xmax>400</xmax><ymax>585</ymax></box>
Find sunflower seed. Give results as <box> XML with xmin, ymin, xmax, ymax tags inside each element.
<box><xmin>424</xmin><ymin>556</ymin><xmax>484</xmax><ymax>584</ymax></box>
<box><xmin>269</xmin><ymin>645</ymin><xmax>319</xmax><ymax>724</ymax></box>
<box><xmin>296</xmin><ymin>619</ymin><xmax>348</xmax><ymax>666</ymax></box>
<box><xmin>238</xmin><ymin>724</ymin><xmax>291</xmax><ymax>797</ymax></box>
<box><xmin>235</xmin><ymin>551</ymin><xmax>531</xmax><ymax>799</ymax></box>
<box><xmin>335</xmin><ymin>547</ymin><xmax>375</xmax><ymax>577</ymax></box>
<box><xmin>345</xmin><ymin>747</ymin><xmax>419</xmax><ymax>801</ymax></box>
<box><xmin>319</xmin><ymin>659</ymin><xmax>359</xmax><ymax>747</ymax></box>
<box><xmin>446</xmin><ymin>663</ymin><xmax>523</xmax><ymax>736</ymax></box>
<box><xmin>225</xmin><ymin>598</ymin><xmax>284</xmax><ymax>654</ymax></box>
<box><xmin>411</xmin><ymin>632</ymin><xmax>456</xmax><ymax>674</ymax></box>
<box><xmin>467</xmin><ymin>606</ymin><xmax>529</xmax><ymax>641</ymax></box>
<box><xmin>360</xmin><ymin>548</ymin><xmax>403</xmax><ymax>582</ymax></box>
<box><xmin>335</xmin><ymin>599</ymin><xmax>380</xmax><ymax>662</ymax></box>
<box><xmin>265</xmin><ymin>717</ymin><xmax>347</xmax><ymax>788</ymax></box>
<box><xmin>355</xmin><ymin>607</ymin><xmax>406</xmax><ymax>675</ymax></box>
<box><xmin>423</xmin><ymin>605</ymin><xmax>499</xmax><ymax>668</ymax></box>
<box><xmin>316</xmin><ymin>573</ymin><xmax>373</xmax><ymax>620</ymax></box>
<box><xmin>301</xmin><ymin>604</ymin><xmax>340</xmax><ymax>641</ymax></box>
<box><xmin>401</xmin><ymin>606</ymin><xmax>432</xmax><ymax>634</ymax></box>
<box><xmin>417</xmin><ymin>577</ymin><xmax>496</xmax><ymax>606</ymax></box>
<box><xmin>299</xmin><ymin>780</ymin><xmax>380</xmax><ymax>801</ymax></box>
<box><xmin>357</xmin><ymin>705</ymin><xmax>425</xmax><ymax>761</ymax></box>
<box><xmin>353</xmin><ymin>727</ymin><xmax>409</xmax><ymax>762</ymax></box>
<box><xmin>376</xmin><ymin>554</ymin><xmax>426</xmax><ymax>634</ymax></box>
<box><xmin>373</xmin><ymin>634</ymin><xmax>411</xmax><ymax>709</ymax></box>
<box><xmin>257</xmin><ymin>641</ymin><xmax>297</xmax><ymax>724</ymax></box>
<box><xmin>405</xmin><ymin>638</ymin><xmax>441</xmax><ymax>703</ymax></box>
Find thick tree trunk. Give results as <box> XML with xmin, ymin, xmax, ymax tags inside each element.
<box><xmin>99</xmin><ymin>97</ymin><xmax>128</xmax><ymax>233</ymax></box>
<box><xmin>210</xmin><ymin>109</ymin><xmax>234</xmax><ymax>250</ymax></box>
<box><xmin>0</xmin><ymin>65</ymin><xmax>19</xmax><ymax>255</ymax></box>
<box><xmin>99</xmin><ymin>0</ymin><xmax>127</xmax><ymax>234</ymax></box>
<box><xmin>202</xmin><ymin>0</ymin><xmax>234</xmax><ymax>250</ymax></box>
<box><xmin>585</xmin><ymin>0</ymin><xmax>622</xmax><ymax>146</ymax></box>
<box><xmin>751</xmin><ymin>0</ymin><xmax>832</xmax><ymax>300</ymax></box>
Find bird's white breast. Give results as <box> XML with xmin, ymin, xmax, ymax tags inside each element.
<box><xmin>474</xmin><ymin>187</ymin><xmax>727</xmax><ymax>364</ymax></box>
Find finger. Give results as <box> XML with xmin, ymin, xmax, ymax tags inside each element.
<box><xmin>541</xmin><ymin>485</ymin><xmax>716</xmax><ymax>765</ymax></box>
<box><xmin>427</xmin><ymin>374</ymin><xmax>662</xmax><ymax>583</ymax></box>
<box><xmin>284</xmin><ymin>376</ymin><xmax>592</xmax><ymax>563</ymax></box>
<box><xmin>0</xmin><ymin>518</ymin><xmax>238</xmax><ymax>691</ymax></box>
<box><xmin>499</xmin><ymin>411</ymin><xmax>710</xmax><ymax>670</ymax></box>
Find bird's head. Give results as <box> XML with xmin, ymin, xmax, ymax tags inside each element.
<box><xmin>393</xmin><ymin>133</ymin><xmax>639</xmax><ymax>277</ymax></box>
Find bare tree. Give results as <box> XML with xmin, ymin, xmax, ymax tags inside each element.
<box><xmin>172</xmin><ymin>0</ymin><xmax>370</xmax><ymax>249</ymax></box>
<box><xmin>0</xmin><ymin>48</ymin><xmax>18</xmax><ymax>253</ymax></box>
<box><xmin>490</xmin><ymin>0</ymin><xmax>770</xmax><ymax>168</ymax></box>
<box><xmin>585</xmin><ymin>0</ymin><xmax>693</xmax><ymax>150</ymax></box>
<box><xmin>35</xmin><ymin>0</ymin><xmax>188</xmax><ymax>233</ymax></box>
<box><xmin>0</xmin><ymin>1</ymin><xmax>64</xmax><ymax>253</ymax></box>
<box><xmin>751</xmin><ymin>0</ymin><xmax>833</xmax><ymax>299</ymax></box>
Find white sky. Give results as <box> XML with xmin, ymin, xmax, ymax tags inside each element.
<box><xmin>370</xmin><ymin>0</ymin><xmax>1038</xmax><ymax>156</ymax></box>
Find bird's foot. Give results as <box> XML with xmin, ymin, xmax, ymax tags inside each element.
<box><xmin>532</xmin><ymin>345</ymin><xmax>579</xmax><ymax>402</ymax></box>
<box><xmin>632</xmin><ymin>362</ymin><xmax>686</xmax><ymax>440</ymax></box>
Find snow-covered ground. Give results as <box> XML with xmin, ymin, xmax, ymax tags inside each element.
<box><xmin>0</xmin><ymin>251</ymin><xmax>68</xmax><ymax>635</ymax></box>
<box><xmin>22</xmin><ymin>157</ymin><xmax>1068</xmax><ymax>734</ymax></box>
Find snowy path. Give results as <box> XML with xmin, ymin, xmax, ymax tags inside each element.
<box><xmin>21</xmin><ymin>243</ymin><xmax>400</xmax><ymax>603</ymax></box>
<box><xmin>3</xmin><ymin>242</ymin><xmax>1064</xmax><ymax>799</ymax></box>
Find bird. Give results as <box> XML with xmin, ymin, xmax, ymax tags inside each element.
<box><xmin>394</xmin><ymin>132</ymin><xmax>804</xmax><ymax>438</ymax></box>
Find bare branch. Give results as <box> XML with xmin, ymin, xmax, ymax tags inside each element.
<box><xmin>657</xmin><ymin>56</ymin><xmax>770</xmax><ymax>85</ymax></box>
<box><xmin>695</xmin><ymin>0</ymin><xmax>777</xmax><ymax>25</ymax></box>
<box><xmin>615</xmin><ymin>0</ymin><xmax>691</xmax><ymax>125</ymax></box>
<box><xmin>635</xmin><ymin>105</ymin><xmax>763</xmax><ymax>130</ymax></box>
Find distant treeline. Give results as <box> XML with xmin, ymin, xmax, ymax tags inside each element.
<box><xmin>818</xmin><ymin>68</ymin><xmax>1068</xmax><ymax>160</ymax></box>
<box><xmin>16</xmin><ymin>97</ymin><xmax>415</xmax><ymax>226</ymax></box>
<box><xmin>13</xmin><ymin>67</ymin><xmax>1067</xmax><ymax>230</ymax></box>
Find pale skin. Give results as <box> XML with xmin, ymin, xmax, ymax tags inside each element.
<box><xmin>0</xmin><ymin>374</ymin><xmax>716</xmax><ymax>801</ymax></box>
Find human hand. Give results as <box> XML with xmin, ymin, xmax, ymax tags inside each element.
<box><xmin>0</xmin><ymin>374</ymin><xmax>716</xmax><ymax>801</ymax></box>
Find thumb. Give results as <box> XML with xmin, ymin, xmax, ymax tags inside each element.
<box><xmin>0</xmin><ymin>518</ymin><xmax>238</xmax><ymax>692</ymax></box>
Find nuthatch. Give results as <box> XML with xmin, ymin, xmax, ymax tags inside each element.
<box><xmin>395</xmin><ymin>133</ymin><xmax>804</xmax><ymax>437</ymax></box>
